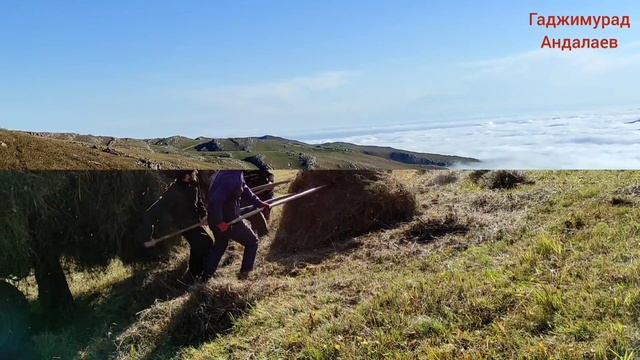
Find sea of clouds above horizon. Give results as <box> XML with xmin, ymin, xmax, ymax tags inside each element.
<box><xmin>302</xmin><ymin>109</ymin><xmax>640</xmax><ymax>169</ymax></box>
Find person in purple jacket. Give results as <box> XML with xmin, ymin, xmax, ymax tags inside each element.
<box><xmin>207</xmin><ymin>171</ymin><xmax>271</xmax><ymax>279</ymax></box>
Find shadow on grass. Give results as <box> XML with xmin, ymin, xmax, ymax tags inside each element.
<box><xmin>31</xmin><ymin>235</ymin><xmax>369</xmax><ymax>358</ymax></box>
<box><xmin>265</xmin><ymin>235</ymin><xmax>364</xmax><ymax>276</ymax></box>
<box><xmin>28</xmin><ymin>259</ymin><xmax>193</xmax><ymax>359</ymax></box>
<box><xmin>137</xmin><ymin>283</ymin><xmax>250</xmax><ymax>360</ymax></box>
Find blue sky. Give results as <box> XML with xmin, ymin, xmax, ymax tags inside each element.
<box><xmin>1</xmin><ymin>0</ymin><xmax>639</xmax><ymax>138</ymax></box>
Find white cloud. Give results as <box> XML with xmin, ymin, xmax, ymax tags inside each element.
<box><xmin>406</xmin><ymin>41</ymin><xmax>640</xmax><ymax>118</ymax></box>
<box><xmin>466</xmin><ymin>41</ymin><xmax>640</xmax><ymax>76</ymax></box>
<box><xmin>181</xmin><ymin>43</ymin><xmax>640</xmax><ymax>138</ymax></box>
<box><xmin>193</xmin><ymin>71</ymin><xmax>355</xmax><ymax>115</ymax></box>
<box><xmin>309</xmin><ymin>108</ymin><xmax>640</xmax><ymax>169</ymax></box>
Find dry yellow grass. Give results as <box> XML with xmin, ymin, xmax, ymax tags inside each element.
<box><xmin>0</xmin><ymin>130</ymin><xmax>250</xmax><ymax>170</ymax></box>
<box><xmin>0</xmin><ymin>130</ymin><xmax>144</xmax><ymax>170</ymax></box>
<box><xmin>17</xmin><ymin>170</ymin><xmax>640</xmax><ymax>359</ymax></box>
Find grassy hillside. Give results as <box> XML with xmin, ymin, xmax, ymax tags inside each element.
<box><xmin>0</xmin><ymin>130</ymin><xmax>250</xmax><ymax>170</ymax></box>
<box><xmin>13</xmin><ymin>170</ymin><xmax>640</xmax><ymax>359</ymax></box>
<box><xmin>1</xmin><ymin>130</ymin><xmax>477</xmax><ymax>170</ymax></box>
<box><xmin>188</xmin><ymin>137</ymin><xmax>478</xmax><ymax>169</ymax></box>
<box><xmin>0</xmin><ymin>130</ymin><xmax>144</xmax><ymax>170</ymax></box>
<box><xmin>324</xmin><ymin>142</ymin><xmax>478</xmax><ymax>167</ymax></box>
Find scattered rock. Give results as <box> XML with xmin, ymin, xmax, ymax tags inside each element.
<box><xmin>390</xmin><ymin>152</ymin><xmax>447</xmax><ymax>167</ymax></box>
<box><xmin>195</xmin><ymin>139</ymin><xmax>224</xmax><ymax>152</ymax></box>
<box><xmin>151</xmin><ymin>136</ymin><xmax>190</xmax><ymax>147</ymax></box>
<box><xmin>229</xmin><ymin>138</ymin><xmax>255</xmax><ymax>151</ymax></box>
<box><xmin>299</xmin><ymin>153</ymin><xmax>317</xmax><ymax>170</ymax></box>
<box><xmin>244</xmin><ymin>154</ymin><xmax>271</xmax><ymax>170</ymax></box>
<box><xmin>102</xmin><ymin>147</ymin><xmax>123</xmax><ymax>156</ymax></box>
<box><xmin>136</xmin><ymin>159</ymin><xmax>162</xmax><ymax>170</ymax></box>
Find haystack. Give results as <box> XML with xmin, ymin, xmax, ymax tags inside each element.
<box><xmin>0</xmin><ymin>171</ymin><xmax>168</xmax><ymax>310</ymax></box>
<box><xmin>270</xmin><ymin>170</ymin><xmax>417</xmax><ymax>254</ymax></box>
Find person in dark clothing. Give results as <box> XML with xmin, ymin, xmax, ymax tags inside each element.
<box><xmin>242</xmin><ymin>169</ymin><xmax>275</xmax><ymax>237</ymax></box>
<box><xmin>207</xmin><ymin>171</ymin><xmax>271</xmax><ymax>279</ymax></box>
<box><xmin>140</xmin><ymin>170</ymin><xmax>214</xmax><ymax>281</ymax></box>
<box><xmin>244</xmin><ymin>169</ymin><xmax>276</xmax><ymax>202</ymax></box>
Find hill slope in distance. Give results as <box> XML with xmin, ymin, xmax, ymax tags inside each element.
<box><xmin>0</xmin><ymin>130</ymin><xmax>479</xmax><ymax>170</ymax></box>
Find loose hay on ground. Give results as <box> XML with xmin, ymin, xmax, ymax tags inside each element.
<box><xmin>116</xmin><ymin>281</ymin><xmax>254</xmax><ymax>357</ymax></box>
<box><xmin>112</xmin><ymin>272</ymin><xmax>290</xmax><ymax>359</ymax></box>
<box><xmin>403</xmin><ymin>212</ymin><xmax>469</xmax><ymax>243</ymax></box>
<box><xmin>270</xmin><ymin>170</ymin><xmax>417</xmax><ymax>254</ymax></box>
<box><xmin>166</xmin><ymin>284</ymin><xmax>250</xmax><ymax>346</ymax></box>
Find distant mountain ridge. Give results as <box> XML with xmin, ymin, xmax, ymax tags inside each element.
<box><xmin>1</xmin><ymin>129</ymin><xmax>479</xmax><ymax>170</ymax></box>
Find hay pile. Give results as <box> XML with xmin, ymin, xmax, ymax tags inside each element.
<box><xmin>270</xmin><ymin>170</ymin><xmax>417</xmax><ymax>254</ymax></box>
<box><xmin>0</xmin><ymin>171</ymin><xmax>167</xmax><ymax>270</ymax></box>
<box><xmin>0</xmin><ymin>171</ymin><xmax>168</xmax><ymax>310</ymax></box>
<box><xmin>470</xmin><ymin>170</ymin><xmax>532</xmax><ymax>190</ymax></box>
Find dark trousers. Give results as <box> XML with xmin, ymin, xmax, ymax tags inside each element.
<box><xmin>247</xmin><ymin>212</ymin><xmax>269</xmax><ymax>237</ymax></box>
<box><xmin>182</xmin><ymin>226</ymin><xmax>215</xmax><ymax>279</ymax></box>
<box><xmin>210</xmin><ymin>221</ymin><xmax>259</xmax><ymax>274</ymax></box>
